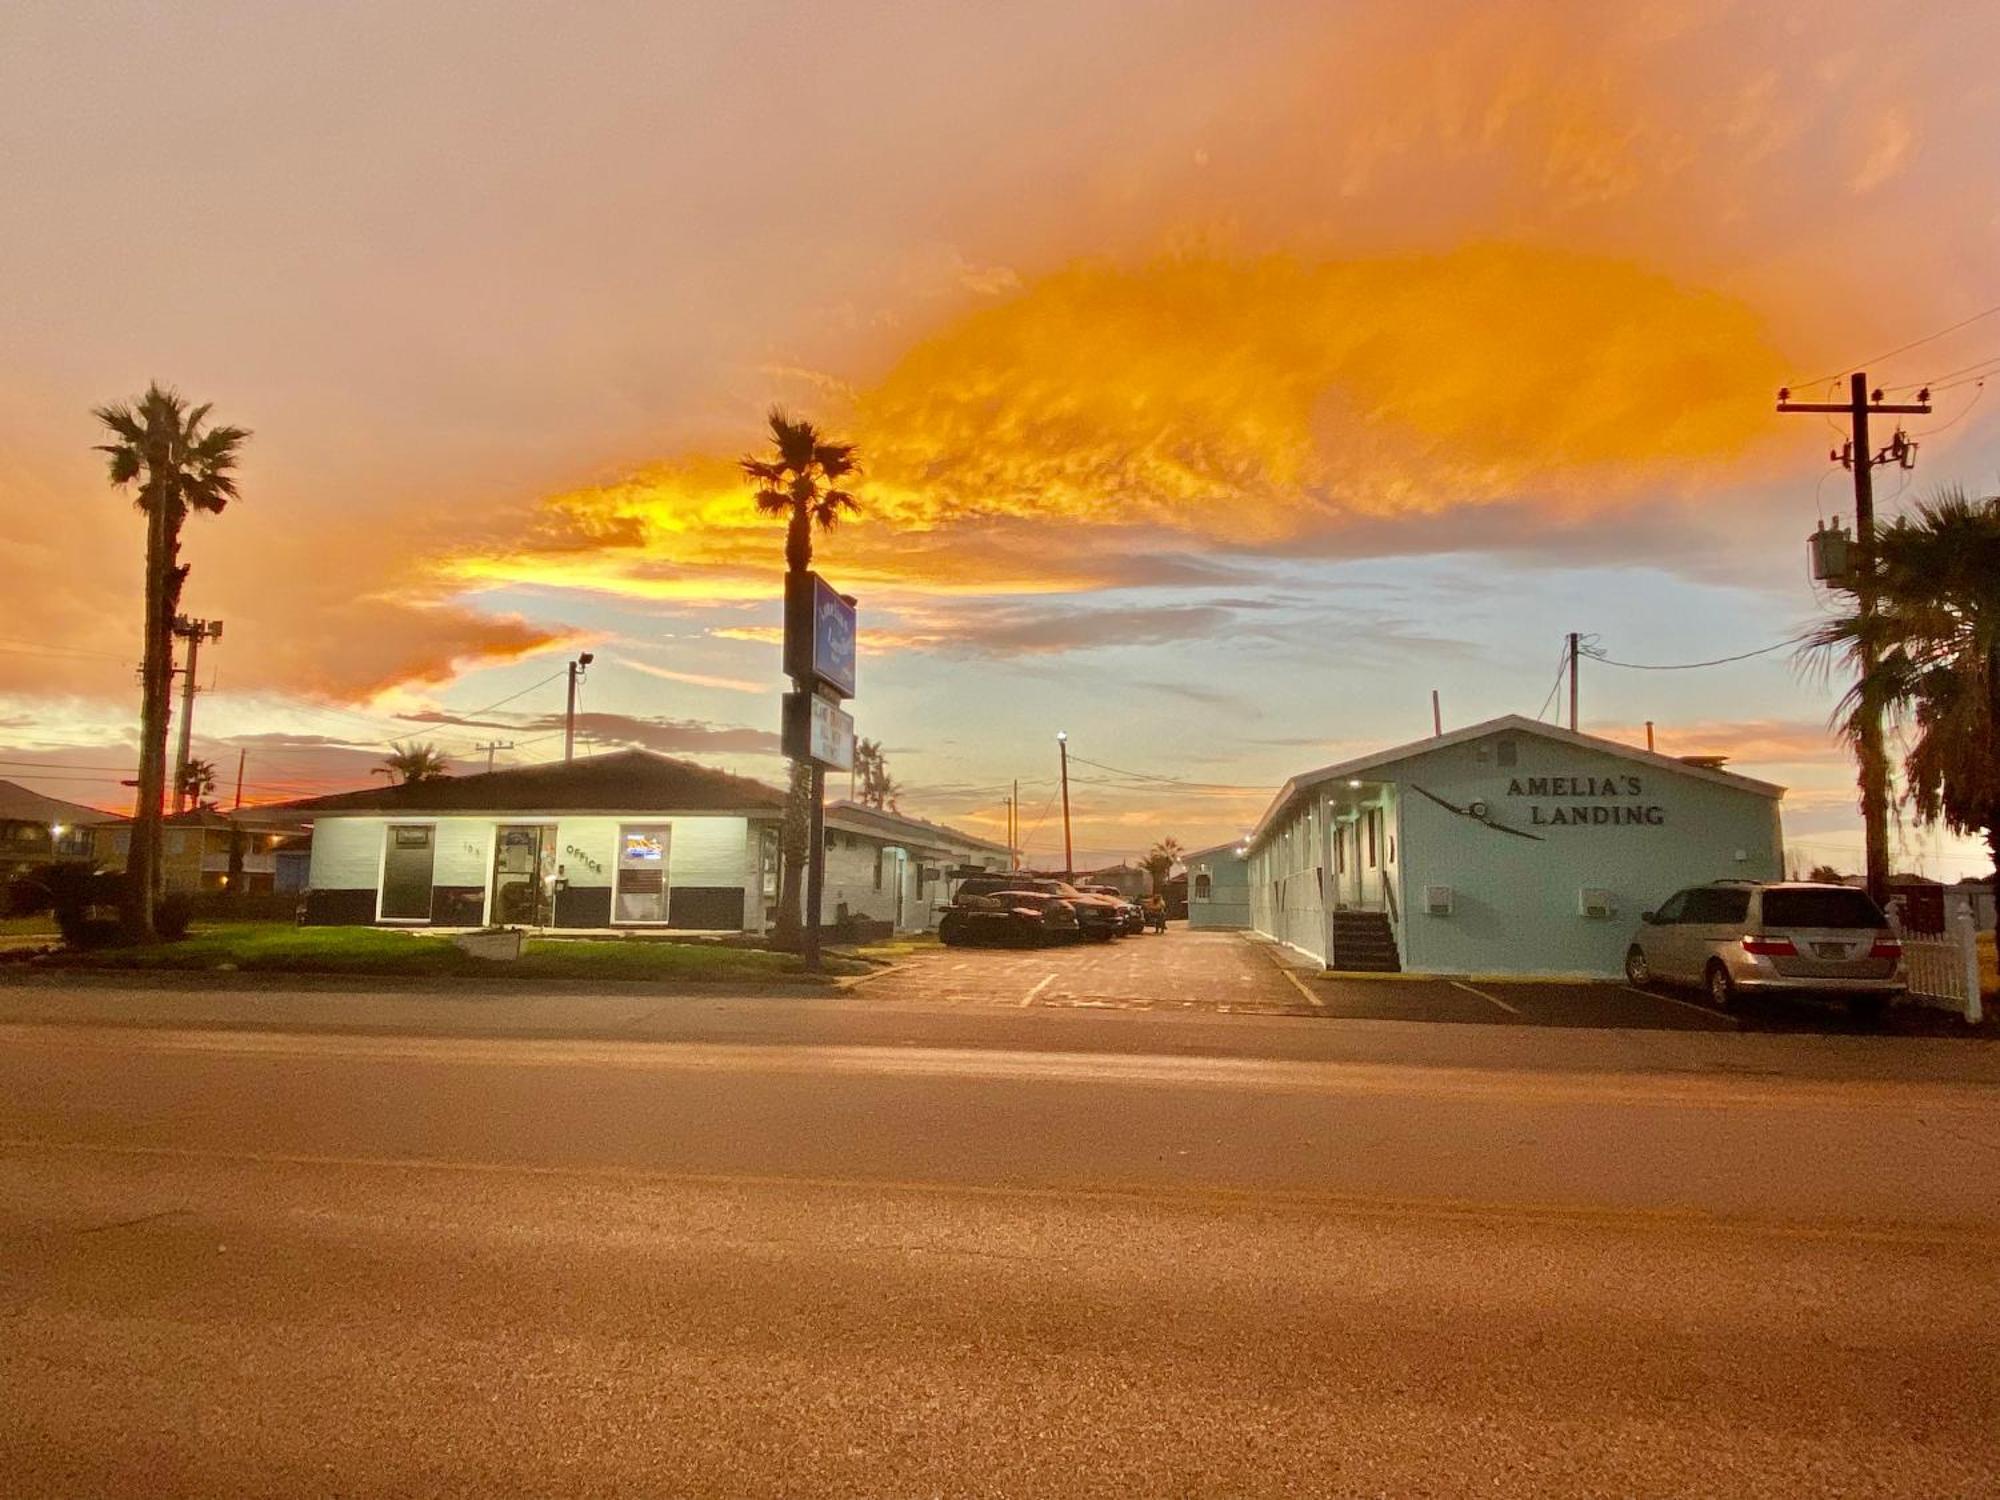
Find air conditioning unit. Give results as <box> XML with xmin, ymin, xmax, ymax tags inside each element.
<box><xmin>1578</xmin><ymin>887</ymin><xmax>1616</xmax><ymax>920</ymax></box>
<box><xmin>1423</xmin><ymin>884</ymin><xmax>1453</xmax><ymax>916</ymax></box>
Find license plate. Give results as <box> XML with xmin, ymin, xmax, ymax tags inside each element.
<box><xmin>1813</xmin><ymin>942</ymin><xmax>1849</xmax><ymax>959</ymax></box>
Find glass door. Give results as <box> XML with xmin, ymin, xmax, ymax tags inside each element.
<box><xmin>615</xmin><ymin>824</ymin><xmax>672</xmax><ymax>923</ymax></box>
<box><xmin>492</xmin><ymin>825</ymin><xmax>555</xmax><ymax>926</ymax></box>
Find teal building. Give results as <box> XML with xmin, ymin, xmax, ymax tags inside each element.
<box><xmin>1184</xmin><ymin>841</ymin><xmax>1251</xmax><ymax>929</ymax></box>
<box><xmin>1246</xmin><ymin>716</ymin><xmax>1785</xmax><ymax>978</ymax></box>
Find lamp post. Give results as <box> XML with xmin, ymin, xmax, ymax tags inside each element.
<box><xmin>1056</xmin><ymin>731</ymin><xmax>1072</xmax><ymax>878</ymax></box>
<box><xmin>564</xmin><ymin>652</ymin><xmax>594</xmax><ymax>762</ymax></box>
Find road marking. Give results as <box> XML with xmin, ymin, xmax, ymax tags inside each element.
<box><xmin>1271</xmin><ymin>961</ymin><xmax>1325</xmax><ymax>1009</ymax></box>
<box><xmin>1020</xmin><ymin>974</ymin><xmax>1055</xmax><ymax>1008</ymax></box>
<box><xmin>1621</xmin><ymin>984</ymin><xmax>1739</xmax><ymax>1028</ymax></box>
<box><xmin>1451</xmin><ymin>980</ymin><xmax>1521</xmax><ymax>1015</ymax></box>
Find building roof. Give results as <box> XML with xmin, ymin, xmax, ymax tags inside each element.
<box><xmin>824</xmin><ymin>800</ymin><xmax>1010</xmax><ymax>857</ymax></box>
<box><xmin>94</xmin><ymin>805</ymin><xmax>311</xmax><ymax>832</ymax></box>
<box><xmin>1180</xmin><ymin>841</ymin><xmax>1248</xmax><ymax>863</ymax></box>
<box><xmin>1250</xmin><ymin>714</ymin><xmax>1786</xmax><ymax>848</ymax></box>
<box><xmin>273</xmin><ymin>749</ymin><xmax>788</xmax><ymax>817</ymax></box>
<box><xmin>0</xmin><ymin>779</ymin><xmax>115</xmax><ymax>827</ymax></box>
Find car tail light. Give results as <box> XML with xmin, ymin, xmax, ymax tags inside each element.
<box><xmin>1740</xmin><ymin>935</ymin><xmax>1798</xmax><ymax>957</ymax></box>
<box><xmin>1868</xmin><ymin>938</ymin><xmax>1902</xmax><ymax>960</ymax></box>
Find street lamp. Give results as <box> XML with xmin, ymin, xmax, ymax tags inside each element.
<box><xmin>1056</xmin><ymin>731</ymin><xmax>1072</xmax><ymax>877</ymax></box>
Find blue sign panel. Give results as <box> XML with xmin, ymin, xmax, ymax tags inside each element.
<box><xmin>809</xmin><ymin>575</ymin><xmax>856</xmax><ymax>698</ymax></box>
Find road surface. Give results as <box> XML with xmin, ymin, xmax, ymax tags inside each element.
<box><xmin>1</xmin><ymin>1015</ymin><xmax>1996</xmax><ymax>1496</ymax></box>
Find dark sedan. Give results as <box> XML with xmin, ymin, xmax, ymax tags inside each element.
<box><xmin>951</xmin><ymin>875</ymin><xmax>1126</xmax><ymax>941</ymax></box>
<box><xmin>938</xmin><ymin>889</ymin><xmax>1081</xmax><ymax>947</ymax></box>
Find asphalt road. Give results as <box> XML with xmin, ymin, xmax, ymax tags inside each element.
<box><xmin>3</xmin><ymin>1018</ymin><xmax>1997</xmax><ymax>1497</ymax></box>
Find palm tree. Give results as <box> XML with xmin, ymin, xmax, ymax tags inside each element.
<box><xmin>741</xmin><ymin>409</ymin><xmax>859</xmax><ymax>947</ymax></box>
<box><xmin>382</xmin><ymin>742</ymin><xmax>452</xmax><ymax>785</ymax></box>
<box><xmin>177</xmin><ymin>757</ymin><xmax>219</xmax><ymax>810</ymax></box>
<box><xmin>94</xmin><ymin>385</ymin><xmax>249</xmax><ymax>941</ymax></box>
<box><xmin>1803</xmin><ymin>485</ymin><xmax>2000</xmax><ymax>874</ymax></box>
<box><xmin>853</xmin><ymin>737</ymin><xmax>900</xmax><ymax>811</ymax></box>
<box><xmin>1144</xmin><ymin>836</ymin><xmax>1185</xmax><ymax>895</ymax></box>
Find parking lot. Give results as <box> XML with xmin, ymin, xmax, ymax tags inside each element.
<box><xmin>857</xmin><ymin>928</ymin><xmax>1970</xmax><ymax>1034</ymax></box>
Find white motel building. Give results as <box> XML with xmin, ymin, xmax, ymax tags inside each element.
<box><xmin>285</xmin><ymin>750</ymin><xmax>1008</xmax><ymax>936</ymax></box>
<box><xmin>1246</xmin><ymin>715</ymin><xmax>1785</xmax><ymax>977</ymax></box>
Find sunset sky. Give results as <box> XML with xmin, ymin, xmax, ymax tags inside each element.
<box><xmin>4</xmin><ymin>1</ymin><xmax>1998</xmax><ymax>872</ymax></box>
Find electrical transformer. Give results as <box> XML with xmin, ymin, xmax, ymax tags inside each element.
<box><xmin>1809</xmin><ymin>519</ymin><xmax>1855</xmax><ymax>585</ymax></box>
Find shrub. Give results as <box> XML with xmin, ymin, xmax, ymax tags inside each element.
<box><xmin>47</xmin><ymin>868</ymin><xmax>193</xmax><ymax>948</ymax></box>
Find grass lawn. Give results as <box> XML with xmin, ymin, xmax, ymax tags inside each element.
<box><xmin>21</xmin><ymin>922</ymin><xmax>862</xmax><ymax>983</ymax></box>
<box><xmin>0</xmin><ymin>915</ymin><xmax>59</xmax><ymax>941</ymax></box>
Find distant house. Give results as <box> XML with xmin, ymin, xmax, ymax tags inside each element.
<box><xmin>1182</xmin><ymin>841</ymin><xmax>1251</xmax><ymax>929</ymax></box>
<box><xmin>1078</xmin><ymin>862</ymin><xmax>1150</xmax><ymax>901</ymax></box>
<box><xmin>0</xmin><ymin>780</ymin><xmax>107</xmax><ymax>885</ymax></box>
<box><xmin>275</xmin><ymin>750</ymin><xmax>1007</xmax><ymax>934</ymax></box>
<box><xmin>93</xmin><ymin>807</ymin><xmax>309</xmax><ymax>897</ymax></box>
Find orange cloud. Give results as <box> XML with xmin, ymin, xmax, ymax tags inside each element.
<box><xmin>443</xmin><ymin>243</ymin><xmax>1787</xmax><ymax>606</ymax></box>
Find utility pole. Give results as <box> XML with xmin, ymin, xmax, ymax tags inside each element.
<box><xmin>1431</xmin><ymin>689</ymin><xmax>1442</xmax><ymax>737</ymax></box>
<box><xmin>475</xmin><ymin>739</ymin><xmax>514</xmax><ymax>774</ymax></box>
<box><xmin>1778</xmin><ymin>372</ymin><xmax>1931</xmax><ymax>905</ymax></box>
<box><xmin>169</xmin><ymin>616</ymin><xmax>222</xmax><ymax>811</ymax></box>
<box><xmin>1011</xmin><ymin>778</ymin><xmax>1019</xmax><ymax>869</ymax></box>
<box><xmin>232</xmin><ymin>748</ymin><xmax>246</xmax><ymax>810</ymax></box>
<box><xmin>1566</xmin><ymin>631</ymin><xmax>1579</xmax><ymax>733</ymax></box>
<box><xmin>1056</xmin><ymin>731</ymin><xmax>1073</xmax><ymax>877</ymax></box>
<box><xmin>563</xmin><ymin>652</ymin><xmax>594</xmax><ymax>763</ymax></box>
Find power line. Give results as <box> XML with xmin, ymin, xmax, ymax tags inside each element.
<box><xmin>1790</xmin><ymin>301</ymin><xmax>2000</xmax><ymax>389</ymax></box>
<box><xmin>1583</xmin><ymin>638</ymin><xmax>1799</xmax><ymax>672</ymax></box>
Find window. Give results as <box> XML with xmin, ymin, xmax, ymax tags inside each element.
<box><xmin>873</xmin><ymin>847</ymin><xmax>884</xmax><ymax>891</ymax></box>
<box><xmin>1654</xmin><ymin>891</ymin><xmax>1690</xmax><ymax>923</ymax></box>
<box><xmin>380</xmin><ymin>825</ymin><xmax>435</xmax><ymax>920</ymax></box>
<box><xmin>1761</xmin><ymin>888</ymin><xmax>1886</xmax><ymax>929</ymax></box>
<box><xmin>1682</xmin><ymin>887</ymin><xmax>1752</xmax><ymax>924</ymax></box>
<box><xmin>1497</xmin><ymin>739</ymin><xmax>1518</xmax><ymax>767</ymax></box>
<box><xmin>1194</xmin><ymin>872</ymin><xmax>1212</xmax><ymax>900</ymax></box>
<box><xmin>1365</xmin><ymin>810</ymin><xmax>1378</xmax><ymax>868</ymax></box>
<box><xmin>615</xmin><ymin>824</ymin><xmax>672</xmax><ymax>923</ymax></box>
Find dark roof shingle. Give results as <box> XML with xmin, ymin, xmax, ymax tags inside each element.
<box><xmin>273</xmin><ymin>749</ymin><xmax>787</xmax><ymax>816</ymax></box>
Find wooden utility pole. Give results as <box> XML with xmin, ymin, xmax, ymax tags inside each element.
<box><xmin>1431</xmin><ymin>689</ymin><xmax>1442</xmax><ymax>737</ymax></box>
<box><xmin>1566</xmin><ymin>631</ymin><xmax>1579</xmax><ymax>732</ymax></box>
<box><xmin>1778</xmin><ymin>372</ymin><xmax>1931</xmax><ymax>904</ymax></box>
<box><xmin>475</xmin><ymin>739</ymin><xmax>514</xmax><ymax>774</ymax></box>
<box><xmin>1057</xmin><ymin>733</ymin><xmax>1073</xmax><ymax>877</ymax></box>
<box><xmin>1011</xmin><ymin>778</ymin><xmax>1019</xmax><ymax>869</ymax></box>
<box><xmin>232</xmin><ymin>747</ymin><xmax>246</xmax><ymax>810</ymax></box>
<box><xmin>170</xmin><ymin>616</ymin><xmax>222</xmax><ymax>811</ymax></box>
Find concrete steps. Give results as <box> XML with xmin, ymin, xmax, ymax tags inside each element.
<box><xmin>1330</xmin><ymin>910</ymin><xmax>1400</xmax><ymax>972</ymax></box>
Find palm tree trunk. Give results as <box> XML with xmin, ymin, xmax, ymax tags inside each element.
<box><xmin>124</xmin><ymin>495</ymin><xmax>171</xmax><ymax>942</ymax></box>
<box><xmin>772</xmin><ymin>757</ymin><xmax>811</xmax><ymax>948</ymax></box>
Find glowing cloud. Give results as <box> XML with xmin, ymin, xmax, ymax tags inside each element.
<box><xmin>445</xmin><ymin>243</ymin><xmax>1787</xmax><ymax>605</ymax></box>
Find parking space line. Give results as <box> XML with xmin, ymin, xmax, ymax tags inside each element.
<box><xmin>1271</xmin><ymin>961</ymin><xmax>1326</xmax><ymax>1009</ymax></box>
<box><xmin>1020</xmin><ymin>974</ymin><xmax>1056</xmax><ymax>1007</ymax></box>
<box><xmin>1450</xmin><ymin>980</ymin><xmax>1521</xmax><ymax>1015</ymax></box>
<box><xmin>1620</xmin><ymin>984</ymin><xmax>1739</xmax><ymax>1028</ymax></box>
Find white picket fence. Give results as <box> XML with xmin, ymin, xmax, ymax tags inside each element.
<box><xmin>1887</xmin><ymin>896</ymin><xmax>1985</xmax><ymax>1024</ymax></box>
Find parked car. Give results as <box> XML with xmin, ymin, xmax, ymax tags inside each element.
<box><xmin>1624</xmin><ymin>880</ymin><xmax>1904</xmax><ymax>1017</ymax></box>
<box><xmin>939</xmin><ymin>888</ymin><xmax>1081</xmax><ymax>947</ymax></box>
<box><xmin>951</xmin><ymin>875</ymin><xmax>1125</xmax><ymax>941</ymax></box>
<box><xmin>1076</xmin><ymin>883</ymin><xmax>1145</xmax><ymax>935</ymax></box>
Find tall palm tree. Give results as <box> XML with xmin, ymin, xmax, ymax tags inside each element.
<box><xmin>853</xmin><ymin>737</ymin><xmax>900</xmax><ymax>811</ymax></box>
<box><xmin>1803</xmin><ymin>485</ymin><xmax>2000</xmax><ymax>874</ymax></box>
<box><xmin>382</xmin><ymin>741</ymin><xmax>453</xmax><ymax>785</ymax></box>
<box><xmin>94</xmin><ymin>384</ymin><xmax>249</xmax><ymax>941</ymax></box>
<box><xmin>741</xmin><ymin>409</ymin><xmax>859</xmax><ymax>947</ymax></box>
<box><xmin>1144</xmin><ymin>836</ymin><xmax>1185</xmax><ymax>895</ymax></box>
<box><xmin>176</xmin><ymin>757</ymin><xmax>219</xmax><ymax>811</ymax></box>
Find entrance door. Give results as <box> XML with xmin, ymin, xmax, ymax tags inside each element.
<box><xmin>492</xmin><ymin>825</ymin><xmax>555</xmax><ymax>926</ymax></box>
<box><xmin>380</xmin><ymin>825</ymin><xmax>435</xmax><ymax>921</ymax></box>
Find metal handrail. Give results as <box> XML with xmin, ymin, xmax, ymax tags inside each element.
<box><xmin>1381</xmin><ymin>869</ymin><xmax>1398</xmax><ymax>924</ymax></box>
